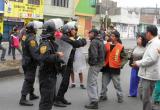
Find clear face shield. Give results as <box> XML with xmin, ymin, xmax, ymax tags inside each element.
<box><xmin>31</xmin><ymin>21</ymin><xmax>43</xmax><ymax>44</ymax></box>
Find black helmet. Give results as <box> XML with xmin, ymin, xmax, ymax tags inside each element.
<box><xmin>26</xmin><ymin>22</ymin><xmax>34</xmax><ymax>33</ymax></box>
<box><xmin>67</xmin><ymin>21</ymin><xmax>77</xmax><ymax>30</ymax></box>
<box><xmin>41</xmin><ymin>18</ymin><xmax>64</xmax><ymax>39</ymax></box>
<box><xmin>43</xmin><ymin>18</ymin><xmax>64</xmax><ymax>32</ymax></box>
<box><xmin>26</xmin><ymin>21</ymin><xmax>43</xmax><ymax>34</ymax></box>
<box><xmin>61</xmin><ymin>21</ymin><xmax>77</xmax><ymax>34</ymax></box>
<box><xmin>61</xmin><ymin>24</ymin><xmax>69</xmax><ymax>34</ymax></box>
<box><xmin>43</xmin><ymin>21</ymin><xmax>56</xmax><ymax>33</ymax></box>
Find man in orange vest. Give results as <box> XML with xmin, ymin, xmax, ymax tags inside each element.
<box><xmin>99</xmin><ymin>30</ymin><xmax>127</xmax><ymax>103</ymax></box>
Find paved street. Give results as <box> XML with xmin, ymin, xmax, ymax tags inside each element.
<box><xmin>0</xmin><ymin>64</ymin><xmax>142</xmax><ymax>110</ymax></box>
<box><xmin>0</xmin><ymin>39</ymin><xmax>159</xmax><ymax>110</ymax></box>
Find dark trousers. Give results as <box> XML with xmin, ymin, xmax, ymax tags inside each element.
<box><xmin>129</xmin><ymin>68</ymin><xmax>140</xmax><ymax>96</ymax></box>
<box><xmin>21</xmin><ymin>64</ymin><xmax>37</xmax><ymax>96</ymax></box>
<box><xmin>39</xmin><ymin>72</ymin><xmax>56</xmax><ymax>110</ymax></box>
<box><xmin>8</xmin><ymin>41</ymin><xmax>12</xmax><ymax>55</ymax></box>
<box><xmin>141</xmin><ymin>79</ymin><xmax>155</xmax><ymax>110</ymax></box>
<box><xmin>0</xmin><ymin>44</ymin><xmax>6</xmax><ymax>59</ymax></box>
<box><xmin>56</xmin><ymin>65</ymin><xmax>72</xmax><ymax>101</ymax></box>
<box><xmin>12</xmin><ymin>47</ymin><xmax>22</xmax><ymax>59</ymax></box>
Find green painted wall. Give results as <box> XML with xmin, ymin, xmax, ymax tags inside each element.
<box><xmin>76</xmin><ymin>0</ymin><xmax>96</xmax><ymax>15</ymax></box>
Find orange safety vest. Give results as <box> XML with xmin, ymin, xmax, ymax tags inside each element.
<box><xmin>105</xmin><ymin>43</ymin><xmax>123</xmax><ymax>68</ymax></box>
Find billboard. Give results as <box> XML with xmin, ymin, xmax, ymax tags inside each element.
<box><xmin>4</xmin><ymin>0</ymin><xmax>44</xmax><ymax>19</ymax></box>
<box><xmin>0</xmin><ymin>17</ymin><xmax>3</xmax><ymax>33</ymax></box>
<box><xmin>0</xmin><ymin>0</ymin><xmax>4</xmax><ymax>13</ymax></box>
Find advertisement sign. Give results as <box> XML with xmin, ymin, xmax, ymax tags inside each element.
<box><xmin>0</xmin><ymin>0</ymin><xmax>4</xmax><ymax>13</ymax></box>
<box><xmin>0</xmin><ymin>17</ymin><xmax>3</xmax><ymax>33</ymax></box>
<box><xmin>4</xmin><ymin>0</ymin><xmax>44</xmax><ymax>19</ymax></box>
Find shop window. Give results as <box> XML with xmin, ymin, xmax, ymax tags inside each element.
<box><xmin>9</xmin><ymin>0</ymin><xmax>23</xmax><ymax>2</ymax></box>
<box><xmin>52</xmin><ymin>0</ymin><xmax>69</xmax><ymax>8</ymax></box>
<box><xmin>28</xmin><ymin>0</ymin><xmax>40</xmax><ymax>5</ymax></box>
<box><xmin>90</xmin><ymin>0</ymin><xmax>96</xmax><ymax>7</ymax></box>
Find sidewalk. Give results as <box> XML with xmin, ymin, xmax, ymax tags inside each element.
<box><xmin>0</xmin><ymin>42</ymin><xmax>22</xmax><ymax>77</ymax></box>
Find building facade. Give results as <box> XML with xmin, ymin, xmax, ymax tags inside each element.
<box><xmin>44</xmin><ymin>0</ymin><xmax>75</xmax><ymax>22</ymax></box>
<box><xmin>75</xmin><ymin>0</ymin><xmax>96</xmax><ymax>37</ymax></box>
<box><xmin>3</xmin><ymin>0</ymin><xmax>44</xmax><ymax>40</ymax></box>
<box><xmin>138</xmin><ymin>8</ymin><xmax>160</xmax><ymax>33</ymax></box>
<box><xmin>110</xmin><ymin>8</ymin><xmax>140</xmax><ymax>38</ymax></box>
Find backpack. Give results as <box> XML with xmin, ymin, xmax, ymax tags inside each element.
<box><xmin>11</xmin><ymin>35</ymin><xmax>20</xmax><ymax>48</ymax></box>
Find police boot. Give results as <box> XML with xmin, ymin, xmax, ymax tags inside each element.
<box><xmin>19</xmin><ymin>95</ymin><xmax>33</xmax><ymax>106</ymax></box>
<box><xmin>61</xmin><ymin>98</ymin><xmax>71</xmax><ymax>105</ymax></box>
<box><xmin>85</xmin><ymin>102</ymin><xmax>98</xmax><ymax>109</ymax></box>
<box><xmin>29</xmin><ymin>93</ymin><xmax>39</xmax><ymax>100</ymax></box>
<box><xmin>54</xmin><ymin>101</ymin><xmax>67</xmax><ymax>107</ymax></box>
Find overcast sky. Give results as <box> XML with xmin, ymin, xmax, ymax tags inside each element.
<box><xmin>112</xmin><ymin>0</ymin><xmax>160</xmax><ymax>8</ymax></box>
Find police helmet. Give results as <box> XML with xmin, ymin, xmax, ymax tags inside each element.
<box><xmin>43</xmin><ymin>18</ymin><xmax>64</xmax><ymax>32</ymax></box>
<box><xmin>42</xmin><ymin>18</ymin><xmax>64</xmax><ymax>38</ymax></box>
<box><xmin>67</xmin><ymin>21</ymin><xmax>78</xmax><ymax>31</ymax></box>
<box><xmin>61</xmin><ymin>24</ymin><xmax>69</xmax><ymax>34</ymax></box>
<box><xmin>61</xmin><ymin>21</ymin><xmax>78</xmax><ymax>34</ymax></box>
<box><xmin>26</xmin><ymin>21</ymin><xmax>43</xmax><ymax>34</ymax></box>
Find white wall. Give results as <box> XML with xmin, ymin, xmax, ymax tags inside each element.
<box><xmin>44</xmin><ymin>0</ymin><xmax>74</xmax><ymax>18</ymax></box>
<box><xmin>110</xmin><ymin>8</ymin><xmax>140</xmax><ymax>24</ymax></box>
<box><xmin>115</xmin><ymin>24</ymin><xmax>136</xmax><ymax>39</ymax></box>
<box><xmin>110</xmin><ymin>8</ymin><xmax>140</xmax><ymax>38</ymax></box>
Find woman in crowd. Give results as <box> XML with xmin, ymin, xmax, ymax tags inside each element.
<box><xmin>128</xmin><ymin>32</ymin><xmax>147</xmax><ymax>97</ymax></box>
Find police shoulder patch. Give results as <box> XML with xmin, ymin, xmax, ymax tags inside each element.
<box><xmin>30</xmin><ymin>40</ymin><xmax>36</xmax><ymax>47</ymax></box>
<box><xmin>40</xmin><ymin>46</ymin><xmax>47</xmax><ymax>54</ymax></box>
<box><xmin>22</xmin><ymin>35</ymin><xmax>26</xmax><ymax>41</ymax></box>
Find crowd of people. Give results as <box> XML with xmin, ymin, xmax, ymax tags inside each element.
<box><xmin>0</xmin><ymin>26</ymin><xmax>22</xmax><ymax>61</ymax></box>
<box><xmin>0</xmin><ymin>18</ymin><xmax>160</xmax><ymax>110</ymax></box>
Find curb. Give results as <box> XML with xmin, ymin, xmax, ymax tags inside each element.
<box><xmin>0</xmin><ymin>68</ymin><xmax>21</xmax><ymax>78</ymax></box>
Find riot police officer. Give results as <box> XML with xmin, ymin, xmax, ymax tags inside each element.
<box><xmin>54</xmin><ymin>21</ymin><xmax>87</xmax><ymax>107</ymax></box>
<box><xmin>19</xmin><ymin>21</ymin><xmax>42</xmax><ymax>106</ymax></box>
<box><xmin>38</xmin><ymin>19</ymin><xmax>64</xmax><ymax>110</ymax></box>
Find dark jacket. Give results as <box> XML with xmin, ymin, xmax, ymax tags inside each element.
<box><xmin>39</xmin><ymin>39</ymin><xmax>63</xmax><ymax>75</ymax></box>
<box><xmin>88</xmin><ymin>37</ymin><xmax>105</xmax><ymax>66</ymax></box>
<box><xmin>0</xmin><ymin>34</ymin><xmax>2</xmax><ymax>45</ymax></box>
<box><xmin>21</xmin><ymin>33</ymin><xmax>39</xmax><ymax>66</ymax></box>
<box><xmin>61</xmin><ymin>35</ymin><xmax>87</xmax><ymax>66</ymax></box>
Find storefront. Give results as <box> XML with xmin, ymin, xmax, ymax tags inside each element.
<box><xmin>3</xmin><ymin>0</ymin><xmax>44</xmax><ymax>40</ymax></box>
